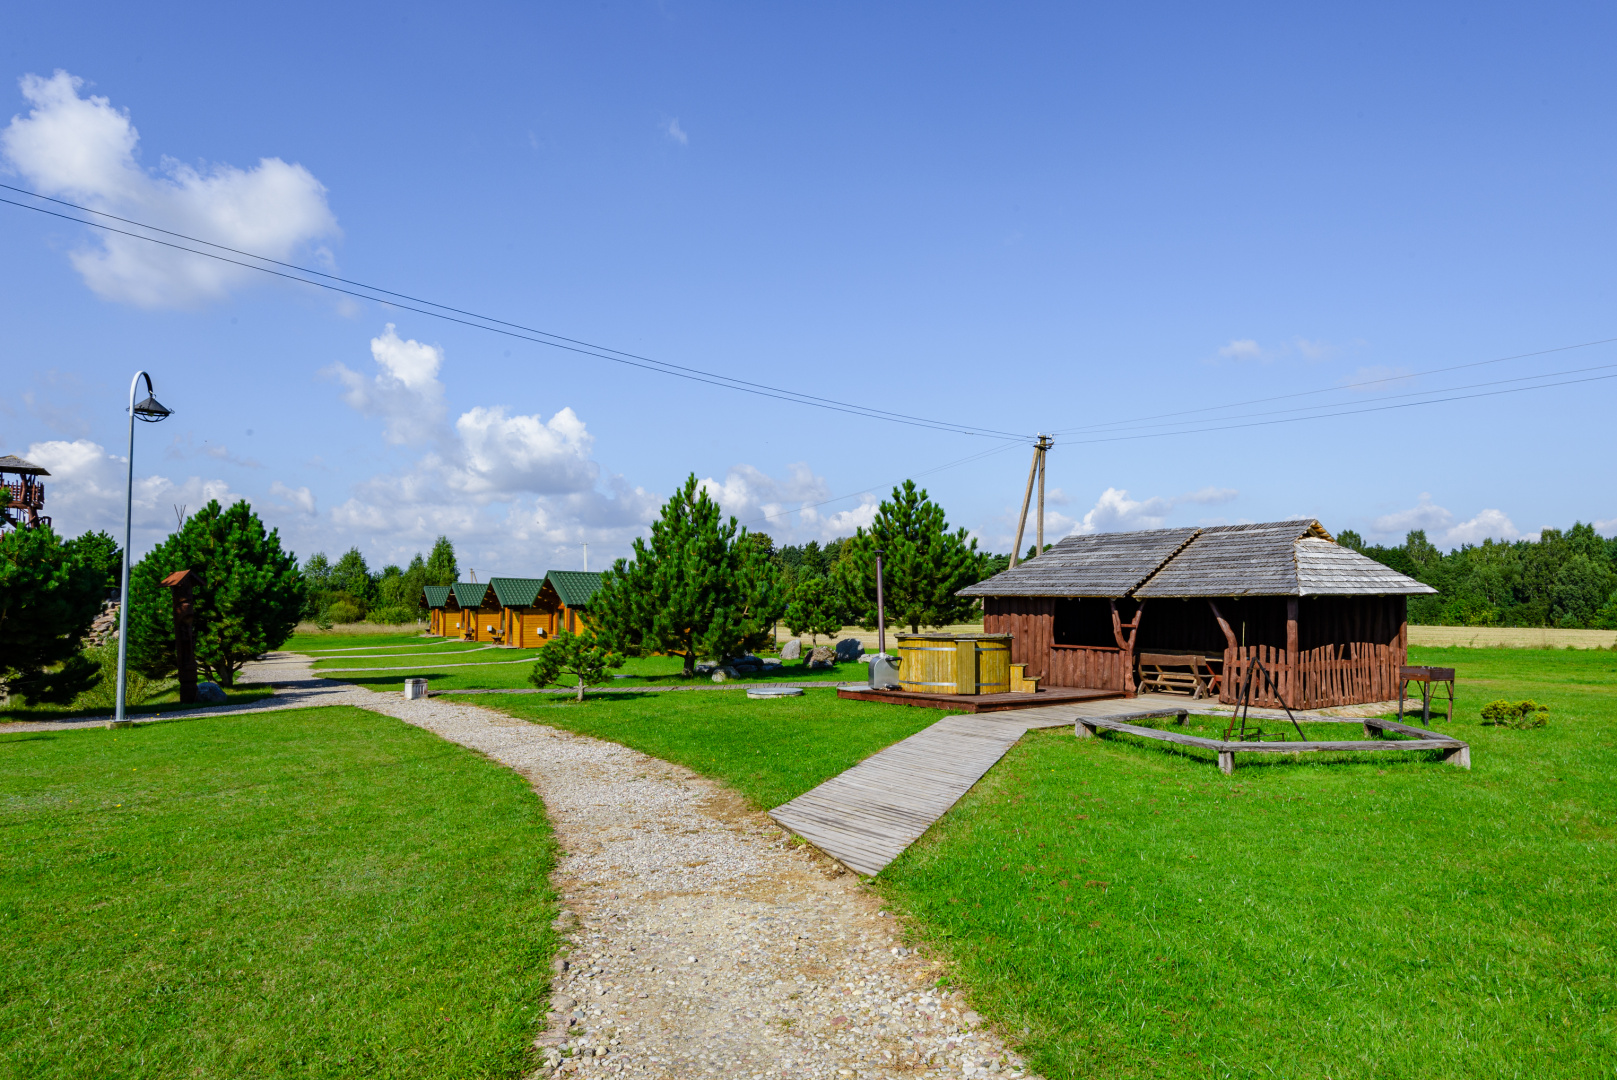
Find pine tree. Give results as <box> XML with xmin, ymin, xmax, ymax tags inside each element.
<box><xmin>784</xmin><ymin>575</ymin><xmax>842</xmax><ymax>644</ymax></box>
<box><xmin>833</xmin><ymin>480</ymin><xmax>985</xmax><ymax>633</ymax></box>
<box><xmin>424</xmin><ymin>535</ymin><xmax>458</xmax><ymax>586</ymax></box>
<box><xmin>591</xmin><ymin>474</ymin><xmax>783</xmax><ymax>676</ymax></box>
<box><xmin>0</xmin><ymin>525</ymin><xmax>106</xmax><ymax>704</ymax></box>
<box><xmin>127</xmin><ymin>500</ymin><xmax>304</xmax><ymax>687</ymax></box>
<box><xmin>527</xmin><ymin>629</ymin><xmax>625</xmax><ymax>702</ymax></box>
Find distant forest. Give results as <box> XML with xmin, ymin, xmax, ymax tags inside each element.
<box><xmin>1338</xmin><ymin>524</ymin><xmax>1617</xmax><ymax>629</ymax></box>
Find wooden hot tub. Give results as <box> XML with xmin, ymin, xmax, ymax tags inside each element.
<box><xmin>895</xmin><ymin>633</ymin><xmax>1012</xmax><ymax>695</ymax></box>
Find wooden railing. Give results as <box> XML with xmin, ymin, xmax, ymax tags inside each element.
<box><xmin>1221</xmin><ymin>643</ymin><xmax>1402</xmax><ymax>709</ymax></box>
<box><xmin>1</xmin><ymin>480</ymin><xmax>44</xmax><ymax>508</ymax></box>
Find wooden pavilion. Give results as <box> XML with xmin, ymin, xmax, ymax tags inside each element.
<box><xmin>959</xmin><ymin>519</ymin><xmax>1436</xmax><ymax>708</ymax></box>
<box><xmin>0</xmin><ymin>455</ymin><xmax>50</xmax><ymax>531</ymax></box>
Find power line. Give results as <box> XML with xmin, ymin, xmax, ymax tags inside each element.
<box><xmin>1048</xmin><ymin>334</ymin><xmax>1617</xmax><ymax>436</ymax></box>
<box><xmin>0</xmin><ymin>185</ymin><xmax>1029</xmax><ymax>442</ymax></box>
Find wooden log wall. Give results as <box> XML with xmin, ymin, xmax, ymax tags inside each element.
<box><xmin>1047</xmin><ymin>645</ymin><xmax>1129</xmax><ymax>692</ymax></box>
<box><xmin>982</xmin><ymin>597</ymin><xmax>1055</xmax><ymax>680</ymax></box>
<box><xmin>1221</xmin><ymin>641</ymin><xmax>1405</xmax><ymax>709</ymax></box>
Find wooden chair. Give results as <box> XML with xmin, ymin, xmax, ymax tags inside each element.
<box><xmin>1137</xmin><ymin>653</ymin><xmax>1220</xmax><ymax>698</ymax></box>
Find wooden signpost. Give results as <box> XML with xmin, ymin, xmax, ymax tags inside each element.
<box><xmin>160</xmin><ymin>568</ymin><xmax>203</xmax><ymax>704</ymax></box>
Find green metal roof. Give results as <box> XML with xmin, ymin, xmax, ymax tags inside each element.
<box><xmin>489</xmin><ymin>576</ymin><xmax>547</xmax><ymax>608</ymax></box>
<box><xmin>451</xmin><ymin>581</ymin><xmax>495</xmax><ymax>608</ymax></box>
<box><xmin>547</xmin><ymin>570</ymin><xmax>603</xmax><ymax>608</ymax></box>
<box><xmin>422</xmin><ymin>585</ymin><xmax>452</xmax><ymax>609</ymax></box>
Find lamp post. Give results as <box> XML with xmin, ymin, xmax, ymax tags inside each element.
<box><xmin>874</xmin><ymin>548</ymin><xmax>886</xmax><ymax>658</ymax></box>
<box><xmin>113</xmin><ymin>372</ymin><xmax>172</xmax><ymax>727</ymax></box>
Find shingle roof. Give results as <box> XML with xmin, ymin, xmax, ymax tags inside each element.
<box><xmin>451</xmin><ymin>582</ymin><xmax>495</xmax><ymax>608</ymax></box>
<box><xmin>422</xmin><ymin>585</ymin><xmax>451</xmax><ymax>609</ymax></box>
<box><xmin>958</xmin><ymin>527</ymin><xmax>1199</xmax><ymax>598</ymax></box>
<box><xmin>489</xmin><ymin>576</ymin><xmax>547</xmax><ymax>607</ymax></box>
<box><xmin>961</xmin><ymin>519</ymin><xmax>1436</xmax><ymax>599</ymax></box>
<box><xmin>0</xmin><ymin>455</ymin><xmax>49</xmax><ymax>476</ymax></box>
<box><xmin>547</xmin><ymin>570</ymin><xmax>603</xmax><ymax>608</ymax></box>
<box><xmin>1134</xmin><ymin>520</ymin><xmax>1435</xmax><ymax>597</ymax></box>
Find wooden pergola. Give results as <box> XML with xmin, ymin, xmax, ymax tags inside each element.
<box><xmin>959</xmin><ymin>519</ymin><xmax>1436</xmax><ymax>708</ymax></box>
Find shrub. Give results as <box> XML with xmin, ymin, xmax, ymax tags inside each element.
<box><xmin>1480</xmin><ymin>699</ymin><xmax>1549</xmax><ymax>728</ymax></box>
<box><xmin>68</xmin><ymin>643</ymin><xmax>168</xmax><ymax>711</ymax></box>
<box><xmin>366</xmin><ymin>604</ymin><xmax>418</xmax><ymax>625</ymax></box>
<box><xmin>325</xmin><ymin>597</ymin><xmax>366</xmax><ymax>624</ymax></box>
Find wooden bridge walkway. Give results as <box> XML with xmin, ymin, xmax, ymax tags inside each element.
<box><xmin>769</xmin><ymin>697</ymin><xmax>1468</xmax><ymax>876</ymax></box>
<box><xmin>767</xmin><ymin>699</ymin><xmax>1184</xmax><ymax>876</ymax></box>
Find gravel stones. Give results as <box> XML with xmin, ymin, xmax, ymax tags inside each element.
<box><xmin>79</xmin><ymin>652</ymin><xmax>1040</xmax><ymax>1080</ymax></box>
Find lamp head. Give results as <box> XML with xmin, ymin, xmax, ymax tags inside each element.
<box><xmin>133</xmin><ymin>394</ymin><xmax>172</xmax><ymax>422</ymax></box>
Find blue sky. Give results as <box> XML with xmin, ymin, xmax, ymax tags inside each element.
<box><xmin>3</xmin><ymin>2</ymin><xmax>1614</xmax><ymax>574</ymax></box>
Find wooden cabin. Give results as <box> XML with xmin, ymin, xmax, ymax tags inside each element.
<box><xmin>423</xmin><ymin>585</ymin><xmax>452</xmax><ymax>636</ymax></box>
<box><xmin>959</xmin><ymin>519</ymin><xmax>1436</xmax><ymax>708</ymax></box>
<box><xmin>489</xmin><ymin>577</ymin><xmax>551</xmax><ymax>647</ymax></box>
<box><xmin>448</xmin><ymin>582</ymin><xmax>503</xmax><ymax>641</ymax></box>
<box><xmin>543</xmin><ymin>570</ymin><xmax>602</xmax><ymax>635</ymax></box>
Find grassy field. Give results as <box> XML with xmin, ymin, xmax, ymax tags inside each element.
<box><xmin>286</xmin><ymin>633</ymin><xmax>874</xmax><ymax>692</ymax></box>
<box><xmin>0</xmin><ymin>706</ymin><xmax>557</xmax><ymax>1079</ymax></box>
<box><xmin>444</xmin><ymin>690</ymin><xmax>945</xmax><ymax>810</ymax></box>
<box><xmin>0</xmin><ymin>684</ymin><xmax>276</xmax><ymax>725</ymax></box>
<box><xmin>868</xmin><ymin>645</ymin><xmax>1617</xmax><ymax>1079</ymax></box>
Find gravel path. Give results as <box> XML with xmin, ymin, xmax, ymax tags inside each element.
<box><xmin>5</xmin><ymin>653</ymin><xmax>1037</xmax><ymax>1080</ymax></box>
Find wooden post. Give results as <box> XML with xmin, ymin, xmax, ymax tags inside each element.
<box><xmin>1074</xmin><ymin>720</ymin><xmax>1097</xmax><ymax>739</ymax></box>
<box><xmin>1008</xmin><ymin>444</ymin><xmax>1040</xmax><ymax>569</ymax></box>
<box><xmin>1110</xmin><ymin>599</ymin><xmax>1143</xmax><ymax>698</ymax></box>
<box><xmin>1218</xmin><ymin>750</ymin><xmax>1235</xmax><ymax>775</ymax></box>
<box><xmin>1035</xmin><ymin>438</ymin><xmax>1047</xmax><ymax>556</ymax></box>
<box><xmin>1286</xmin><ymin>596</ymin><xmax>1299</xmax><ymax>703</ymax></box>
<box><xmin>160</xmin><ymin>569</ymin><xmax>203</xmax><ymax>704</ymax></box>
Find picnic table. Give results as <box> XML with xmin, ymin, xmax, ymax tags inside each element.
<box><xmin>1136</xmin><ymin>652</ymin><xmax>1222</xmax><ymax>699</ymax></box>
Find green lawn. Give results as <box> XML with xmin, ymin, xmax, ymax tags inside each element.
<box><xmin>0</xmin><ymin>706</ymin><xmax>557</xmax><ymax>1079</ymax></box>
<box><xmin>283</xmin><ymin>630</ymin><xmax>446</xmax><ymax>653</ymax></box>
<box><xmin>0</xmin><ymin>684</ymin><xmax>276</xmax><ymax>725</ymax></box>
<box><xmin>316</xmin><ymin>653</ymin><xmax>873</xmax><ymax>693</ymax></box>
<box><xmin>444</xmin><ymin>690</ymin><xmax>946</xmax><ymax>810</ymax></box>
<box><xmin>870</xmin><ymin>645</ymin><xmax>1617</xmax><ymax>1079</ymax></box>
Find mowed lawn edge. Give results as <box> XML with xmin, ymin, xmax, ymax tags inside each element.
<box><xmin>870</xmin><ymin>646</ymin><xmax>1617</xmax><ymax>1079</ymax></box>
<box><xmin>0</xmin><ymin>705</ymin><xmax>559</xmax><ymax>1080</ymax></box>
<box><xmin>442</xmin><ymin>690</ymin><xmax>951</xmax><ymax>812</ymax></box>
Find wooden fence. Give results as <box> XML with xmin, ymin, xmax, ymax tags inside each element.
<box><xmin>1221</xmin><ymin>642</ymin><xmax>1402</xmax><ymax>709</ymax></box>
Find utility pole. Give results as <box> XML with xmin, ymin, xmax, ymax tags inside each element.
<box><xmin>1008</xmin><ymin>434</ymin><xmax>1054</xmax><ymax>569</ymax></box>
<box><xmin>583</xmin><ymin>543</ymin><xmax>589</xmax><ymax>572</ymax></box>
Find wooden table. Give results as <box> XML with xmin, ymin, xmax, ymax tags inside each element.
<box><xmin>1398</xmin><ymin>665</ymin><xmax>1455</xmax><ymax>725</ymax></box>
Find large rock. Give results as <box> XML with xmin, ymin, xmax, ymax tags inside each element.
<box><xmin>834</xmin><ymin>638</ymin><xmax>865</xmax><ymax>662</ymax></box>
<box><xmin>807</xmin><ymin>645</ymin><xmax>837</xmax><ymax>670</ymax></box>
<box><xmin>730</xmin><ymin>654</ymin><xmax>764</xmax><ymax>674</ymax></box>
<box><xmin>195</xmin><ymin>681</ymin><xmax>228</xmax><ymax>704</ymax></box>
<box><xmin>780</xmin><ymin>639</ymin><xmax>802</xmax><ymax>660</ymax></box>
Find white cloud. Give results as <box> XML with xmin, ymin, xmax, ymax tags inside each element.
<box><xmin>1070</xmin><ymin>485</ymin><xmax>1239</xmax><ymax>536</ymax></box>
<box><xmin>325</xmin><ymin>324</ymin><xmax>447</xmax><ymax>444</ymax></box>
<box><xmin>269</xmin><ymin>480</ymin><xmax>316</xmax><ymax>516</ymax></box>
<box><xmin>1</xmin><ymin>70</ymin><xmax>337</xmax><ymax>308</ymax></box>
<box><xmin>1596</xmin><ymin>517</ymin><xmax>1617</xmax><ymax>537</ymax></box>
<box><xmin>665</xmin><ymin>118</ymin><xmax>688</xmax><ymax>145</ymax></box>
<box><xmin>450</xmin><ymin>405</ymin><xmax>596</xmax><ymax>496</ymax></box>
<box><xmin>1370</xmin><ymin>493</ymin><xmax>1527</xmax><ymax>547</ymax></box>
<box><xmin>1218</xmin><ymin>338</ymin><xmax>1264</xmax><ymax>361</ymax></box>
<box><xmin>1213</xmin><ymin>336</ymin><xmax>1340</xmax><ymax>364</ymax></box>
<box><xmin>26</xmin><ymin>438</ymin><xmax>242</xmax><ymax>552</ymax></box>
<box><xmin>699</xmin><ymin>463</ymin><xmax>878</xmax><ymax>543</ymax></box>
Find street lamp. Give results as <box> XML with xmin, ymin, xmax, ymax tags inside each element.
<box><xmin>113</xmin><ymin>371</ymin><xmax>172</xmax><ymax>727</ymax></box>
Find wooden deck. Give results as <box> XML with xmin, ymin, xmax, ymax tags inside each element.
<box><xmin>833</xmin><ymin>684</ymin><xmax>1123</xmax><ymax>713</ymax></box>
<box><xmin>769</xmin><ymin>698</ymin><xmax>1471</xmax><ymax>876</ymax></box>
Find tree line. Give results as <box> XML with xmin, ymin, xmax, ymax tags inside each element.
<box><xmin>300</xmin><ymin>536</ymin><xmax>459</xmax><ymax>626</ymax></box>
<box><xmin>1339</xmin><ymin>523</ymin><xmax>1617</xmax><ymax>628</ymax></box>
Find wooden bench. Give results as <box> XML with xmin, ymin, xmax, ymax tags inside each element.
<box><xmin>1073</xmin><ymin>712</ymin><xmax>1470</xmax><ymax>774</ymax></box>
<box><xmin>1136</xmin><ymin>652</ymin><xmax>1221</xmax><ymax>698</ymax></box>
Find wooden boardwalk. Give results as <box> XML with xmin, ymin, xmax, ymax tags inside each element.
<box><xmin>768</xmin><ymin>698</ymin><xmax>1185</xmax><ymax>876</ymax></box>
<box><xmin>769</xmin><ymin>697</ymin><xmax>1469</xmax><ymax>875</ymax></box>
